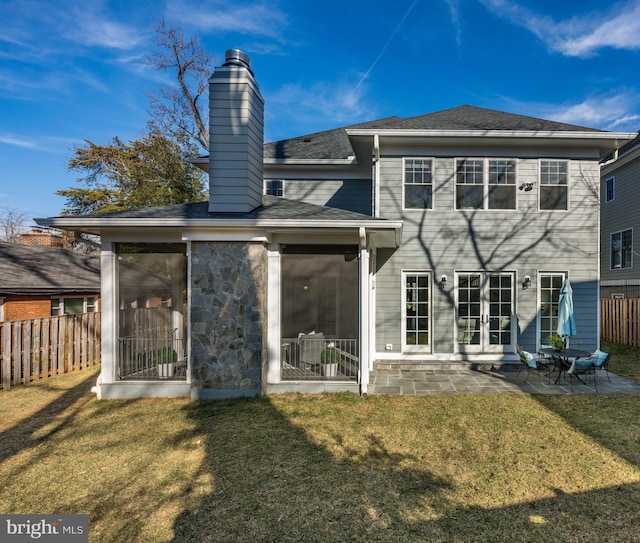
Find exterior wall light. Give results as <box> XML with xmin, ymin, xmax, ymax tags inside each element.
<box><xmin>440</xmin><ymin>275</ymin><xmax>447</xmax><ymax>288</ymax></box>
<box><xmin>522</xmin><ymin>275</ymin><xmax>531</xmax><ymax>289</ymax></box>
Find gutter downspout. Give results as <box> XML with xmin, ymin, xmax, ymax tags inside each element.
<box><xmin>373</xmin><ymin>134</ymin><xmax>380</xmax><ymax>218</ymax></box>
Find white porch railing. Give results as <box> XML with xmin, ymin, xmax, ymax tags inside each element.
<box><xmin>280</xmin><ymin>338</ymin><xmax>358</xmax><ymax>381</ymax></box>
<box><xmin>117</xmin><ymin>336</ymin><xmax>187</xmax><ymax>381</ymax></box>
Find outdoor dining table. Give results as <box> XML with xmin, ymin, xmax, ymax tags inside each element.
<box><xmin>539</xmin><ymin>347</ymin><xmax>591</xmax><ymax>384</ymax></box>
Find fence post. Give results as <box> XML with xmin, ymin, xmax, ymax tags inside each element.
<box><xmin>32</xmin><ymin>319</ymin><xmax>42</xmax><ymax>381</ymax></box>
<box><xmin>2</xmin><ymin>323</ymin><xmax>11</xmax><ymax>390</ymax></box>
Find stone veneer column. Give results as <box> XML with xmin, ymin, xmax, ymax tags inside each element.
<box><xmin>190</xmin><ymin>241</ymin><xmax>267</xmax><ymax>399</ymax></box>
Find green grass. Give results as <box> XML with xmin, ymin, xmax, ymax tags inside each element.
<box><xmin>1</xmin><ymin>347</ymin><xmax>640</xmax><ymax>543</ymax></box>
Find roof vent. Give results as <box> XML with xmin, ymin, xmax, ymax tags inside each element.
<box><xmin>223</xmin><ymin>49</ymin><xmax>252</xmax><ymax>71</ymax></box>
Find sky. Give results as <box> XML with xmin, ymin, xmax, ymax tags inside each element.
<box><xmin>2</xmin><ymin>0</ymin><xmax>640</xmax><ymax>222</ymax></box>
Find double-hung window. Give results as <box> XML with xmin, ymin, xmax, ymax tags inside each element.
<box><xmin>540</xmin><ymin>160</ymin><xmax>568</xmax><ymax>210</ymax></box>
<box><xmin>611</xmin><ymin>229</ymin><xmax>632</xmax><ymax>269</ymax></box>
<box><xmin>455</xmin><ymin>159</ymin><xmax>516</xmax><ymax>210</ymax></box>
<box><xmin>606</xmin><ymin>177</ymin><xmax>615</xmax><ymax>202</ymax></box>
<box><xmin>264</xmin><ymin>179</ymin><xmax>284</xmax><ymax>197</ymax></box>
<box><xmin>403</xmin><ymin>158</ymin><xmax>433</xmax><ymax>209</ymax></box>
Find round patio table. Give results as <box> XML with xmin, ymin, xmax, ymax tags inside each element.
<box><xmin>539</xmin><ymin>347</ymin><xmax>591</xmax><ymax>383</ymax></box>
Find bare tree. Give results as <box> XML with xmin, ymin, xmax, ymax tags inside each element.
<box><xmin>145</xmin><ymin>20</ymin><xmax>212</xmax><ymax>153</ymax></box>
<box><xmin>0</xmin><ymin>207</ymin><xmax>29</xmax><ymax>242</ymax></box>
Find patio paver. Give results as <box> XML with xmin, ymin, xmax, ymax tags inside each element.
<box><xmin>369</xmin><ymin>365</ymin><xmax>640</xmax><ymax>395</ymax></box>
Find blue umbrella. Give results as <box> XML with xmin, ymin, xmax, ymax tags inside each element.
<box><xmin>557</xmin><ymin>278</ymin><xmax>577</xmax><ymax>340</ymax></box>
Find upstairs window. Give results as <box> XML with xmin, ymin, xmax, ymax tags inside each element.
<box><xmin>606</xmin><ymin>176</ymin><xmax>615</xmax><ymax>202</ymax></box>
<box><xmin>403</xmin><ymin>158</ymin><xmax>433</xmax><ymax>209</ymax></box>
<box><xmin>264</xmin><ymin>179</ymin><xmax>284</xmax><ymax>197</ymax></box>
<box><xmin>540</xmin><ymin>160</ymin><xmax>568</xmax><ymax>210</ymax></box>
<box><xmin>455</xmin><ymin>159</ymin><xmax>516</xmax><ymax>210</ymax></box>
<box><xmin>611</xmin><ymin>229</ymin><xmax>632</xmax><ymax>269</ymax></box>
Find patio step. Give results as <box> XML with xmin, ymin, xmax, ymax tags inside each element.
<box><xmin>374</xmin><ymin>360</ymin><xmax>519</xmax><ymax>372</ymax></box>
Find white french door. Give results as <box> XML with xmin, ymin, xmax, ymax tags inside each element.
<box><xmin>402</xmin><ymin>272</ymin><xmax>431</xmax><ymax>353</ymax></box>
<box><xmin>456</xmin><ymin>272</ymin><xmax>514</xmax><ymax>354</ymax></box>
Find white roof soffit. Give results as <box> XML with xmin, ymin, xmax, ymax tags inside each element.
<box><xmin>264</xmin><ymin>157</ymin><xmax>358</xmax><ymax>165</ymax></box>
<box><xmin>193</xmin><ymin>157</ymin><xmax>358</xmax><ymax>167</ymax></box>
<box><xmin>35</xmin><ymin>217</ymin><xmax>404</xmax><ymax>248</ymax></box>
<box><xmin>346</xmin><ymin>128</ymin><xmax>637</xmax><ymax>140</ymax></box>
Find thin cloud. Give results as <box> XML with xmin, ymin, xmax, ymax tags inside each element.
<box><xmin>267</xmin><ymin>77</ymin><xmax>374</xmax><ymax>139</ymax></box>
<box><xmin>479</xmin><ymin>0</ymin><xmax>640</xmax><ymax>57</ymax></box>
<box><xmin>444</xmin><ymin>0</ymin><xmax>462</xmax><ymax>47</ymax></box>
<box><xmin>349</xmin><ymin>0</ymin><xmax>419</xmax><ymax>104</ymax></box>
<box><xmin>0</xmin><ymin>134</ymin><xmax>41</xmax><ymax>149</ymax></box>
<box><xmin>1</xmin><ymin>1</ymin><xmax>144</xmax><ymax>53</ymax></box>
<box><xmin>507</xmin><ymin>93</ymin><xmax>640</xmax><ymax>132</ymax></box>
<box><xmin>69</xmin><ymin>15</ymin><xmax>145</xmax><ymax>50</ymax></box>
<box><xmin>609</xmin><ymin>114</ymin><xmax>640</xmax><ymax>129</ymax></box>
<box><xmin>167</xmin><ymin>0</ymin><xmax>289</xmax><ymax>40</ymax></box>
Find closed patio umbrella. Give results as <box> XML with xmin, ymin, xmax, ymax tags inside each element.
<box><xmin>557</xmin><ymin>278</ymin><xmax>577</xmax><ymax>342</ymax></box>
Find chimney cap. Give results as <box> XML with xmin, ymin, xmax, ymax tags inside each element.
<box><xmin>223</xmin><ymin>49</ymin><xmax>251</xmax><ymax>71</ymax></box>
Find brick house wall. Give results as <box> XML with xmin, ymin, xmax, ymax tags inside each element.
<box><xmin>2</xmin><ymin>295</ymin><xmax>53</xmax><ymax>321</ymax></box>
<box><xmin>1</xmin><ymin>294</ymin><xmax>101</xmax><ymax>322</ymax></box>
<box><xmin>19</xmin><ymin>230</ymin><xmax>64</xmax><ymax>248</ymax></box>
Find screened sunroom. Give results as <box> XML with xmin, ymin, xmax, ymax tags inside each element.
<box><xmin>116</xmin><ymin>243</ymin><xmax>188</xmax><ymax>381</ymax></box>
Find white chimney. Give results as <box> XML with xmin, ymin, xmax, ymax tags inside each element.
<box><xmin>208</xmin><ymin>49</ymin><xmax>265</xmax><ymax>213</ymax></box>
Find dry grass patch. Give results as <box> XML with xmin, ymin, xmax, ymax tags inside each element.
<box><xmin>1</xmin><ymin>356</ymin><xmax>640</xmax><ymax>542</ymax></box>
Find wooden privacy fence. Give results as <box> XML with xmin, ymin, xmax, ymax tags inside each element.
<box><xmin>1</xmin><ymin>313</ymin><xmax>101</xmax><ymax>390</ymax></box>
<box><xmin>601</xmin><ymin>298</ymin><xmax>640</xmax><ymax>348</ymax></box>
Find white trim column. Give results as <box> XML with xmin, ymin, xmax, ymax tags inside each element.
<box><xmin>359</xmin><ymin>228</ymin><xmax>370</xmax><ymax>395</ymax></box>
<box><xmin>266</xmin><ymin>243</ymin><xmax>281</xmax><ymax>384</ymax></box>
<box><xmin>99</xmin><ymin>241</ymin><xmax>117</xmax><ymax>388</ymax></box>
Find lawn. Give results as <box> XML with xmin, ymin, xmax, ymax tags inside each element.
<box><xmin>1</xmin><ymin>343</ymin><xmax>639</xmax><ymax>542</ymax></box>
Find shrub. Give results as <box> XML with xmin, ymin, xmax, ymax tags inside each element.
<box><xmin>320</xmin><ymin>347</ymin><xmax>341</xmax><ymax>364</ymax></box>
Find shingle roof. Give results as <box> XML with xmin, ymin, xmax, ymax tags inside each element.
<box><xmin>77</xmin><ymin>195</ymin><xmax>384</xmax><ymax>222</ymax></box>
<box><xmin>263</xmin><ymin>116</ymin><xmax>402</xmax><ymax>161</ymax></box>
<box><xmin>0</xmin><ymin>241</ymin><xmax>100</xmax><ymax>294</ymax></box>
<box><xmin>390</xmin><ymin>105</ymin><xmax>604</xmax><ymax>132</ymax></box>
<box><xmin>264</xmin><ymin>105</ymin><xmax>605</xmax><ymax>161</ymax></box>
<box><xmin>618</xmin><ymin>131</ymin><xmax>640</xmax><ymax>156</ymax></box>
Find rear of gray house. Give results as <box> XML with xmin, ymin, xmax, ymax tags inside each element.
<box><xmin>37</xmin><ymin>50</ymin><xmax>636</xmax><ymax>399</ymax></box>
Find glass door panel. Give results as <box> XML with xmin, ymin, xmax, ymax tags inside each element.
<box><xmin>403</xmin><ymin>272</ymin><xmax>431</xmax><ymax>352</ymax></box>
<box><xmin>457</xmin><ymin>274</ymin><xmax>481</xmax><ymax>346</ymax></box>
<box><xmin>457</xmin><ymin>272</ymin><xmax>514</xmax><ymax>353</ymax></box>
<box><xmin>488</xmin><ymin>275</ymin><xmax>512</xmax><ymax>346</ymax></box>
<box><xmin>539</xmin><ymin>273</ymin><xmax>565</xmax><ymax>348</ymax></box>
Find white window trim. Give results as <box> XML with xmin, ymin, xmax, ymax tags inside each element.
<box><xmin>536</xmin><ymin>271</ymin><xmax>566</xmax><ymax>351</ymax></box>
<box><xmin>51</xmin><ymin>296</ymin><xmax>99</xmax><ymax>316</ymax></box>
<box><xmin>605</xmin><ymin>176</ymin><xmax>615</xmax><ymax>203</ymax></box>
<box><xmin>402</xmin><ymin>157</ymin><xmax>434</xmax><ymax>210</ymax></box>
<box><xmin>401</xmin><ymin>270</ymin><xmax>432</xmax><ymax>353</ymax></box>
<box><xmin>454</xmin><ymin>157</ymin><xmax>518</xmax><ymax>211</ymax></box>
<box><xmin>264</xmin><ymin>179</ymin><xmax>285</xmax><ymax>198</ymax></box>
<box><xmin>610</xmin><ymin>228</ymin><xmax>633</xmax><ymax>270</ymax></box>
<box><xmin>538</xmin><ymin>159</ymin><xmax>570</xmax><ymax>211</ymax></box>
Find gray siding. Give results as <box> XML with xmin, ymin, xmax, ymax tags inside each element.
<box><xmin>601</xmin><ymin>152</ymin><xmax>640</xmax><ymax>291</ymax></box>
<box><xmin>278</xmin><ymin>179</ymin><xmax>373</xmax><ymax>215</ymax></box>
<box><xmin>376</xmin><ymin>150</ymin><xmax>601</xmax><ymax>356</ymax></box>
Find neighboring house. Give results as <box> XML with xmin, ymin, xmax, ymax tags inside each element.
<box><xmin>0</xmin><ymin>240</ymin><xmax>100</xmax><ymax>321</ymax></box>
<box><xmin>36</xmin><ymin>49</ymin><xmax>636</xmax><ymax>399</ymax></box>
<box><xmin>600</xmin><ymin>132</ymin><xmax>640</xmax><ymax>298</ymax></box>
